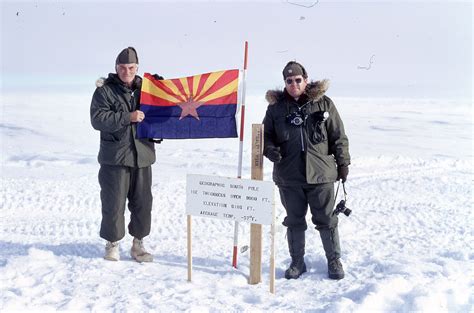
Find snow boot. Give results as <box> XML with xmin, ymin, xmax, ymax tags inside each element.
<box><xmin>130</xmin><ymin>238</ymin><xmax>153</xmax><ymax>263</ymax></box>
<box><xmin>327</xmin><ymin>257</ymin><xmax>344</xmax><ymax>280</ymax></box>
<box><xmin>285</xmin><ymin>228</ymin><xmax>307</xmax><ymax>279</ymax></box>
<box><xmin>319</xmin><ymin>227</ymin><xmax>344</xmax><ymax>280</ymax></box>
<box><xmin>104</xmin><ymin>241</ymin><xmax>120</xmax><ymax>261</ymax></box>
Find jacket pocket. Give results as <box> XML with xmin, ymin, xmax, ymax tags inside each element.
<box><xmin>101</xmin><ymin>132</ymin><xmax>119</xmax><ymax>142</ymax></box>
<box><xmin>309</xmin><ymin>120</ymin><xmax>328</xmax><ymax>145</ymax></box>
<box><xmin>101</xmin><ymin>127</ymin><xmax>127</xmax><ymax>142</ymax></box>
<box><xmin>306</xmin><ymin>150</ymin><xmax>338</xmax><ymax>184</ymax></box>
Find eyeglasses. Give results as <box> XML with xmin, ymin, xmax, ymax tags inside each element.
<box><xmin>286</xmin><ymin>78</ymin><xmax>303</xmax><ymax>85</ymax></box>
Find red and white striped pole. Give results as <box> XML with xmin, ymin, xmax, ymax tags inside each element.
<box><xmin>233</xmin><ymin>41</ymin><xmax>248</xmax><ymax>268</ymax></box>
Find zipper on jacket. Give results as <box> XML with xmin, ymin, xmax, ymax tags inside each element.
<box><xmin>300</xmin><ymin>127</ymin><xmax>305</xmax><ymax>151</ymax></box>
<box><xmin>130</xmin><ymin>90</ymin><xmax>136</xmax><ymax>111</ymax></box>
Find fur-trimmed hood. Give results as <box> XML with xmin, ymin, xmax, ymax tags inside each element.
<box><xmin>95</xmin><ymin>73</ymin><xmax>142</xmax><ymax>89</ymax></box>
<box><xmin>265</xmin><ymin>79</ymin><xmax>330</xmax><ymax>105</ymax></box>
<box><xmin>95</xmin><ymin>77</ymin><xmax>107</xmax><ymax>88</ymax></box>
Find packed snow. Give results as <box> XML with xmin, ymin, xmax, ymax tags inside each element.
<box><xmin>0</xmin><ymin>91</ymin><xmax>473</xmax><ymax>312</ymax></box>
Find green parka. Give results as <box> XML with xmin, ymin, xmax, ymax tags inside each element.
<box><xmin>90</xmin><ymin>74</ymin><xmax>155</xmax><ymax>168</ymax></box>
<box><xmin>263</xmin><ymin>80</ymin><xmax>350</xmax><ymax>186</ymax></box>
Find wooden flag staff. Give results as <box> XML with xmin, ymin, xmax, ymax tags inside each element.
<box><xmin>233</xmin><ymin>41</ymin><xmax>249</xmax><ymax>268</ymax></box>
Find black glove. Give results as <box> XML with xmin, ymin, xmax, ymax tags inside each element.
<box><xmin>152</xmin><ymin>74</ymin><xmax>164</xmax><ymax>80</ymax></box>
<box><xmin>264</xmin><ymin>146</ymin><xmax>282</xmax><ymax>163</ymax></box>
<box><xmin>149</xmin><ymin>138</ymin><xmax>163</xmax><ymax>144</ymax></box>
<box><xmin>337</xmin><ymin>165</ymin><xmax>349</xmax><ymax>183</ymax></box>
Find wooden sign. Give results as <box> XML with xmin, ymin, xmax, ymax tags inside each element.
<box><xmin>186</xmin><ymin>174</ymin><xmax>274</xmax><ymax>225</ymax></box>
<box><xmin>187</xmin><ymin>123</ymin><xmax>275</xmax><ymax>294</ymax></box>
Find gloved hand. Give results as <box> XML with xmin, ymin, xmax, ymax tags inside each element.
<box><xmin>337</xmin><ymin>165</ymin><xmax>349</xmax><ymax>183</ymax></box>
<box><xmin>149</xmin><ymin>138</ymin><xmax>163</xmax><ymax>144</ymax></box>
<box><xmin>152</xmin><ymin>74</ymin><xmax>164</xmax><ymax>80</ymax></box>
<box><xmin>264</xmin><ymin>146</ymin><xmax>282</xmax><ymax>163</ymax></box>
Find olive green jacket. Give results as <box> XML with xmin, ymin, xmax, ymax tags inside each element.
<box><xmin>263</xmin><ymin>80</ymin><xmax>350</xmax><ymax>185</ymax></box>
<box><xmin>90</xmin><ymin>74</ymin><xmax>155</xmax><ymax>168</ymax></box>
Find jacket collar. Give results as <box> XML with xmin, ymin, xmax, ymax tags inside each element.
<box><xmin>95</xmin><ymin>74</ymin><xmax>142</xmax><ymax>91</ymax></box>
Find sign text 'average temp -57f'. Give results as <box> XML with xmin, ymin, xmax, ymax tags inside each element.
<box><xmin>186</xmin><ymin>174</ymin><xmax>274</xmax><ymax>225</ymax></box>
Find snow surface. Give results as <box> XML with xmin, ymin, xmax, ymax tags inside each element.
<box><xmin>0</xmin><ymin>92</ymin><xmax>473</xmax><ymax>312</ymax></box>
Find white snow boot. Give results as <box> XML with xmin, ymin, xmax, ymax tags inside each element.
<box><xmin>104</xmin><ymin>241</ymin><xmax>120</xmax><ymax>261</ymax></box>
<box><xmin>130</xmin><ymin>238</ymin><xmax>153</xmax><ymax>263</ymax></box>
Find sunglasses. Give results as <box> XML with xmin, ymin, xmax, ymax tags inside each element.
<box><xmin>286</xmin><ymin>78</ymin><xmax>303</xmax><ymax>85</ymax></box>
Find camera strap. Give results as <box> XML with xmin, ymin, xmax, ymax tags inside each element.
<box><xmin>334</xmin><ymin>180</ymin><xmax>347</xmax><ymax>203</ymax></box>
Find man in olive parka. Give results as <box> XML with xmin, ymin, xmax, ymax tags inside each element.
<box><xmin>90</xmin><ymin>47</ymin><xmax>157</xmax><ymax>263</ymax></box>
<box><xmin>263</xmin><ymin>61</ymin><xmax>350</xmax><ymax>280</ymax></box>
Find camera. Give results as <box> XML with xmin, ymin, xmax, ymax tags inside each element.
<box><xmin>334</xmin><ymin>200</ymin><xmax>352</xmax><ymax>217</ymax></box>
<box><xmin>286</xmin><ymin>102</ymin><xmax>310</xmax><ymax>126</ymax></box>
<box><xmin>286</xmin><ymin>111</ymin><xmax>306</xmax><ymax>126</ymax></box>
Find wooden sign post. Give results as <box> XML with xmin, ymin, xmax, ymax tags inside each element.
<box><xmin>249</xmin><ymin>124</ymin><xmax>264</xmax><ymax>284</ymax></box>
<box><xmin>186</xmin><ymin>123</ymin><xmax>275</xmax><ymax>293</ymax></box>
<box><xmin>248</xmin><ymin>124</ymin><xmax>276</xmax><ymax>293</ymax></box>
<box><xmin>187</xmin><ymin>215</ymin><xmax>192</xmax><ymax>282</ymax></box>
<box><xmin>186</xmin><ymin>173</ymin><xmax>274</xmax><ymax>286</ymax></box>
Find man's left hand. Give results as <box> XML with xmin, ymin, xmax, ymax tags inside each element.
<box><xmin>131</xmin><ymin>110</ymin><xmax>145</xmax><ymax>123</ymax></box>
<box><xmin>337</xmin><ymin>165</ymin><xmax>349</xmax><ymax>183</ymax></box>
<box><xmin>150</xmin><ymin>138</ymin><xmax>163</xmax><ymax>144</ymax></box>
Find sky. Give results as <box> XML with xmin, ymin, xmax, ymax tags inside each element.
<box><xmin>1</xmin><ymin>0</ymin><xmax>472</xmax><ymax>99</ymax></box>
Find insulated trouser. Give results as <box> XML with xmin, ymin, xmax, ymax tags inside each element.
<box><xmin>98</xmin><ymin>165</ymin><xmax>153</xmax><ymax>242</ymax></box>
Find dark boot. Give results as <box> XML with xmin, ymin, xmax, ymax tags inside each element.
<box><xmin>319</xmin><ymin>227</ymin><xmax>344</xmax><ymax>280</ymax></box>
<box><xmin>285</xmin><ymin>228</ymin><xmax>307</xmax><ymax>279</ymax></box>
<box><xmin>327</xmin><ymin>257</ymin><xmax>344</xmax><ymax>280</ymax></box>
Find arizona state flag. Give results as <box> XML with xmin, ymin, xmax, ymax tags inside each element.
<box><xmin>138</xmin><ymin>69</ymin><xmax>239</xmax><ymax>139</ymax></box>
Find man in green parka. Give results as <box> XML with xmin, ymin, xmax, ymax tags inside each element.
<box><xmin>263</xmin><ymin>61</ymin><xmax>350</xmax><ymax>280</ymax></box>
<box><xmin>90</xmin><ymin>47</ymin><xmax>157</xmax><ymax>262</ymax></box>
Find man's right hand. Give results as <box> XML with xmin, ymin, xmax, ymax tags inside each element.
<box><xmin>264</xmin><ymin>146</ymin><xmax>282</xmax><ymax>163</ymax></box>
<box><xmin>130</xmin><ymin>110</ymin><xmax>145</xmax><ymax>123</ymax></box>
<box><xmin>337</xmin><ymin>165</ymin><xmax>349</xmax><ymax>183</ymax></box>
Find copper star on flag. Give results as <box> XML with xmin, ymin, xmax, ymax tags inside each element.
<box><xmin>178</xmin><ymin>96</ymin><xmax>203</xmax><ymax>120</ymax></box>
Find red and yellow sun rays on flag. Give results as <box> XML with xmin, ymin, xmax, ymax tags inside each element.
<box><xmin>138</xmin><ymin>69</ymin><xmax>239</xmax><ymax>139</ymax></box>
<box><xmin>141</xmin><ymin>69</ymin><xmax>239</xmax><ymax>108</ymax></box>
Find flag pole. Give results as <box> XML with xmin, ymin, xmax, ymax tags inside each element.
<box><xmin>233</xmin><ymin>41</ymin><xmax>248</xmax><ymax>268</ymax></box>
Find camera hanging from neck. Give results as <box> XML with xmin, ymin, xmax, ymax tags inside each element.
<box><xmin>286</xmin><ymin>100</ymin><xmax>311</xmax><ymax>127</ymax></box>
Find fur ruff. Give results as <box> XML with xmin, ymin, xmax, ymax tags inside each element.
<box><xmin>95</xmin><ymin>77</ymin><xmax>106</xmax><ymax>88</ymax></box>
<box><xmin>265</xmin><ymin>79</ymin><xmax>330</xmax><ymax>105</ymax></box>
